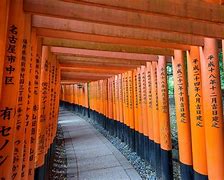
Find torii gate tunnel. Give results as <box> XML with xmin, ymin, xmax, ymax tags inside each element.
<box><xmin>0</xmin><ymin>0</ymin><xmax>224</xmax><ymax>180</ymax></box>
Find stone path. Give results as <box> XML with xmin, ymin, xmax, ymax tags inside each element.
<box><xmin>58</xmin><ymin>109</ymin><xmax>141</xmax><ymax>180</ymax></box>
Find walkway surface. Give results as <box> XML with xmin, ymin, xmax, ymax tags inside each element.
<box><xmin>58</xmin><ymin>109</ymin><xmax>141</xmax><ymax>180</ymax></box>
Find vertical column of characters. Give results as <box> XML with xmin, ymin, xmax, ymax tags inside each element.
<box><xmin>12</xmin><ymin>14</ymin><xmax>31</xmax><ymax>180</ymax></box>
<box><xmin>118</xmin><ymin>74</ymin><xmax>124</xmax><ymax>139</ymax></box>
<box><xmin>105</xmin><ymin>80</ymin><xmax>108</xmax><ymax>119</ymax></box>
<box><xmin>141</xmin><ymin>66</ymin><xmax>148</xmax><ymax>160</ymax></box>
<box><xmin>137</xmin><ymin>67</ymin><xmax>143</xmax><ymax>157</ymax></box>
<box><xmin>135</xmin><ymin>68</ymin><xmax>141</xmax><ymax>155</ymax></box>
<box><xmin>173</xmin><ymin>50</ymin><xmax>193</xmax><ymax>179</ymax></box>
<box><xmin>104</xmin><ymin>80</ymin><xmax>108</xmax><ymax>117</ymax></box>
<box><xmin>104</xmin><ymin>80</ymin><xmax>107</xmax><ymax>117</ymax></box>
<box><xmin>0</xmin><ymin>1</ymin><xmax>24</xmax><ymax>179</ymax></box>
<box><xmin>50</xmin><ymin>58</ymin><xmax>57</xmax><ymax>143</ymax></box>
<box><xmin>126</xmin><ymin>71</ymin><xmax>131</xmax><ymax>147</ymax></box>
<box><xmin>29</xmin><ymin>37</ymin><xmax>42</xmax><ymax>179</ymax></box>
<box><xmin>35</xmin><ymin>46</ymin><xmax>50</xmax><ymax>168</ymax></box>
<box><xmin>49</xmin><ymin>56</ymin><xmax>57</xmax><ymax>147</ymax></box>
<box><xmin>128</xmin><ymin>71</ymin><xmax>135</xmax><ymax>150</ymax></box>
<box><xmin>125</xmin><ymin>72</ymin><xmax>130</xmax><ymax>143</ymax></box>
<box><xmin>145</xmin><ymin>62</ymin><xmax>153</xmax><ymax>163</ymax></box>
<box><xmin>151</xmin><ymin>61</ymin><xmax>161</xmax><ymax>176</ymax></box>
<box><xmin>107</xmin><ymin>79</ymin><xmax>111</xmax><ymax>120</ymax></box>
<box><xmin>102</xmin><ymin>80</ymin><xmax>105</xmax><ymax>116</ymax></box>
<box><xmin>112</xmin><ymin>77</ymin><xmax>117</xmax><ymax>135</ymax></box>
<box><xmin>157</xmin><ymin>56</ymin><xmax>173</xmax><ymax>180</ymax></box>
<box><xmin>200</xmin><ymin>38</ymin><xmax>224</xmax><ymax>179</ymax></box>
<box><xmin>122</xmin><ymin>73</ymin><xmax>126</xmax><ymax>142</ymax></box>
<box><xmin>187</xmin><ymin>46</ymin><xmax>208</xmax><ymax>179</ymax></box>
<box><xmin>115</xmin><ymin>75</ymin><xmax>119</xmax><ymax>122</ymax></box>
<box><xmin>132</xmin><ymin>69</ymin><xmax>138</xmax><ymax>153</ymax></box>
<box><xmin>53</xmin><ymin>60</ymin><xmax>61</xmax><ymax>138</ymax></box>
<box><xmin>0</xmin><ymin>0</ymin><xmax>10</xmax><ymax>99</ymax></box>
<box><xmin>44</xmin><ymin>53</ymin><xmax>53</xmax><ymax>156</ymax></box>
<box><xmin>116</xmin><ymin>76</ymin><xmax>120</xmax><ymax>136</ymax></box>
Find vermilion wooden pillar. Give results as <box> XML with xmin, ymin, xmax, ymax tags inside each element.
<box><xmin>21</xmin><ymin>20</ymin><xmax>37</xmax><ymax>180</ymax></box>
<box><xmin>140</xmin><ymin>66</ymin><xmax>148</xmax><ymax>160</ymax></box>
<box><xmin>36</xmin><ymin>46</ymin><xmax>50</xmax><ymax>168</ymax></box>
<box><xmin>11</xmin><ymin>14</ymin><xmax>31</xmax><ymax>180</ymax></box>
<box><xmin>0</xmin><ymin>0</ymin><xmax>10</xmax><ymax>100</ymax></box>
<box><xmin>187</xmin><ymin>46</ymin><xmax>208</xmax><ymax>179</ymax></box>
<box><xmin>200</xmin><ymin>38</ymin><xmax>224</xmax><ymax>179</ymax></box>
<box><xmin>133</xmin><ymin>69</ymin><xmax>139</xmax><ymax>153</ymax></box>
<box><xmin>151</xmin><ymin>61</ymin><xmax>161</xmax><ymax>177</ymax></box>
<box><xmin>29</xmin><ymin>36</ymin><xmax>42</xmax><ymax>179</ymax></box>
<box><xmin>0</xmin><ymin>1</ymin><xmax>24</xmax><ymax>179</ymax></box>
<box><xmin>137</xmin><ymin>67</ymin><xmax>143</xmax><ymax>157</ymax></box>
<box><xmin>157</xmin><ymin>56</ymin><xmax>173</xmax><ymax>180</ymax></box>
<box><xmin>145</xmin><ymin>62</ymin><xmax>153</xmax><ymax>164</ymax></box>
<box><xmin>128</xmin><ymin>71</ymin><xmax>135</xmax><ymax>150</ymax></box>
<box><xmin>172</xmin><ymin>50</ymin><xmax>193</xmax><ymax>180</ymax></box>
<box><xmin>118</xmin><ymin>74</ymin><xmax>124</xmax><ymax>140</ymax></box>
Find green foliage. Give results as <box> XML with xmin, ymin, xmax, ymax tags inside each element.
<box><xmin>167</xmin><ymin>64</ymin><xmax>174</xmax><ymax>95</ymax></box>
<box><xmin>219</xmin><ymin>52</ymin><xmax>224</xmax><ymax>90</ymax></box>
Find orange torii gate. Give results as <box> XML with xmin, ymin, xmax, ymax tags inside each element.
<box><xmin>0</xmin><ymin>0</ymin><xmax>224</xmax><ymax>180</ymax></box>
<box><xmin>60</xmin><ymin>40</ymin><xmax>224</xmax><ymax>179</ymax></box>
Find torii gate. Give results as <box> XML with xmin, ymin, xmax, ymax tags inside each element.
<box><xmin>0</xmin><ymin>0</ymin><xmax>224</xmax><ymax>180</ymax></box>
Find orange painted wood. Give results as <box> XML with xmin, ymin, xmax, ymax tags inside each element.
<box><xmin>115</xmin><ymin>76</ymin><xmax>119</xmax><ymax>121</ymax></box>
<box><xmin>133</xmin><ymin>69</ymin><xmax>139</xmax><ymax>133</ymax></box>
<box><xmin>200</xmin><ymin>38</ymin><xmax>224</xmax><ymax>179</ymax></box>
<box><xmin>29</xmin><ymin>36</ymin><xmax>42</xmax><ymax>178</ymax></box>
<box><xmin>157</xmin><ymin>56</ymin><xmax>172</xmax><ymax>151</ymax></box>
<box><xmin>36</xmin><ymin>26</ymin><xmax>203</xmax><ymax>47</ymax></box>
<box><xmin>125</xmin><ymin>72</ymin><xmax>130</xmax><ymax>128</ymax></box>
<box><xmin>24</xmin><ymin>0</ymin><xmax>224</xmax><ymax>38</ymax></box>
<box><xmin>122</xmin><ymin>74</ymin><xmax>126</xmax><ymax>127</ymax></box>
<box><xmin>36</xmin><ymin>46</ymin><xmax>50</xmax><ymax>167</ymax></box>
<box><xmin>145</xmin><ymin>62</ymin><xmax>153</xmax><ymax>140</ymax></box>
<box><xmin>21</xmin><ymin>17</ymin><xmax>37</xmax><ymax>180</ymax></box>
<box><xmin>118</xmin><ymin>75</ymin><xmax>124</xmax><ymax>125</ymax></box>
<box><xmin>151</xmin><ymin>62</ymin><xmax>160</xmax><ymax>144</ymax></box>
<box><xmin>12</xmin><ymin>14</ymin><xmax>31</xmax><ymax>180</ymax></box>
<box><xmin>187</xmin><ymin>46</ymin><xmax>207</xmax><ymax>175</ymax></box>
<box><xmin>137</xmin><ymin>68</ymin><xmax>143</xmax><ymax>134</ymax></box>
<box><xmin>43</xmin><ymin>37</ymin><xmax>174</xmax><ymax>56</ymax></box>
<box><xmin>62</xmin><ymin>0</ymin><xmax>224</xmax><ymax>23</ymax></box>
<box><xmin>43</xmin><ymin>35</ymin><xmax>190</xmax><ymax>51</ymax></box>
<box><xmin>128</xmin><ymin>71</ymin><xmax>134</xmax><ymax>130</ymax></box>
<box><xmin>0</xmin><ymin>0</ymin><xmax>10</xmax><ymax>100</ymax></box>
<box><xmin>52</xmin><ymin>47</ymin><xmax>158</xmax><ymax>61</ymax></box>
<box><xmin>172</xmin><ymin>50</ymin><xmax>192</xmax><ymax>166</ymax></box>
<box><xmin>140</xmin><ymin>66</ymin><xmax>148</xmax><ymax>137</ymax></box>
<box><xmin>0</xmin><ymin>1</ymin><xmax>25</xmax><ymax>179</ymax></box>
